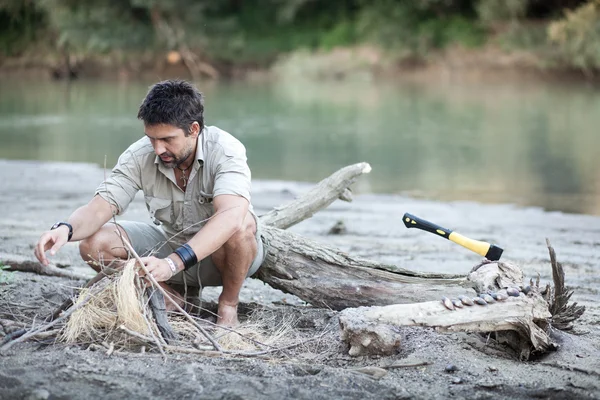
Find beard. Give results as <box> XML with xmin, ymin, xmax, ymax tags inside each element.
<box><xmin>160</xmin><ymin>144</ymin><xmax>195</xmax><ymax>169</ymax></box>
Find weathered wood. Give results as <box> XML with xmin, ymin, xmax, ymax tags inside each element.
<box><xmin>2</xmin><ymin>254</ymin><xmax>91</xmax><ymax>281</ymax></box>
<box><xmin>337</xmin><ymin>255</ymin><xmax>585</xmax><ymax>360</ymax></box>
<box><xmin>146</xmin><ymin>287</ymin><xmax>177</xmax><ymax>342</ymax></box>
<box><xmin>255</xmin><ymin>226</ymin><xmax>472</xmax><ymax>309</ymax></box>
<box><xmin>260</xmin><ymin>162</ymin><xmax>372</xmax><ymax>230</ymax></box>
<box><xmin>545</xmin><ymin>239</ymin><xmax>585</xmax><ymax>330</ymax></box>
<box><xmin>339</xmin><ymin>290</ymin><xmax>552</xmax><ymax>357</ymax></box>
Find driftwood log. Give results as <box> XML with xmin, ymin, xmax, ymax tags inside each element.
<box><xmin>338</xmin><ymin>245</ymin><xmax>584</xmax><ymax>360</ymax></box>
<box><xmin>253</xmin><ymin>163</ymin><xmax>583</xmax><ymax>360</ymax></box>
<box><xmin>256</xmin><ymin>162</ymin><xmax>471</xmax><ymax>309</ymax></box>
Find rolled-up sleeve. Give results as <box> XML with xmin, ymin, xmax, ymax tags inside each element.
<box><xmin>95</xmin><ymin>150</ymin><xmax>142</xmax><ymax>215</ymax></box>
<box><xmin>212</xmin><ymin>141</ymin><xmax>251</xmax><ymax>203</ymax></box>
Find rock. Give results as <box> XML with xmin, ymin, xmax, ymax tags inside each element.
<box><xmin>25</xmin><ymin>389</ymin><xmax>50</xmax><ymax>400</ymax></box>
<box><xmin>328</xmin><ymin>220</ymin><xmax>347</xmax><ymax>235</ymax></box>
<box><xmin>445</xmin><ymin>364</ymin><xmax>458</xmax><ymax>373</ymax></box>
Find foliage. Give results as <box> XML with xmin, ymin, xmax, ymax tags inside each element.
<box><xmin>0</xmin><ymin>264</ymin><xmax>14</xmax><ymax>285</ymax></box>
<box><xmin>355</xmin><ymin>0</ymin><xmax>484</xmax><ymax>58</ymax></box>
<box><xmin>548</xmin><ymin>0</ymin><xmax>600</xmax><ymax>71</ymax></box>
<box><xmin>0</xmin><ymin>0</ymin><xmax>47</xmax><ymax>56</ymax></box>
<box><xmin>476</xmin><ymin>0</ymin><xmax>531</xmax><ymax>23</ymax></box>
<box><xmin>0</xmin><ymin>0</ymin><xmax>598</xmax><ymax>72</ymax></box>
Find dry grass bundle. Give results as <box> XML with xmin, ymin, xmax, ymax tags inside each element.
<box><xmin>213</xmin><ymin>308</ymin><xmax>297</xmax><ymax>351</ymax></box>
<box><xmin>57</xmin><ymin>256</ymin><xmax>325</xmax><ymax>358</ymax></box>
<box><xmin>61</xmin><ymin>260</ymin><xmax>155</xmax><ymax>344</ymax></box>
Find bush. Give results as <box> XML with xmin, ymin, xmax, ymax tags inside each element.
<box><xmin>548</xmin><ymin>0</ymin><xmax>600</xmax><ymax>71</ymax></box>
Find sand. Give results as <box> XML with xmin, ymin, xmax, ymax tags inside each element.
<box><xmin>0</xmin><ymin>159</ymin><xmax>599</xmax><ymax>400</ymax></box>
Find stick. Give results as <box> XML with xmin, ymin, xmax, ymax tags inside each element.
<box><xmin>139</xmin><ymin>309</ymin><xmax>167</xmax><ymax>360</ymax></box>
<box><xmin>2</xmin><ymin>258</ymin><xmax>91</xmax><ymax>281</ymax></box>
<box><xmin>121</xmin><ymin>238</ymin><xmax>223</xmax><ymax>352</ymax></box>
<box><xmin>382</xmin><ymin>360</ymin><xmax>433</xmax><ymax>369</ymax></box>
<box><xmin>1</xmin><ymin>279</ymin><xmax>110</xmax><ymax>352</ymax></box>
<box><xmin>146</xmin><ymin>287</ymin><xmax>176</xmax><ymax>341</ymax></box>
<box><xmin>46</xmin><ymin>267</ymin><xmax>119</xmax><ymax>322</ymax></box>
<box><xmin>260</xmin><ymin>162</ymin><xmax>371</xmax><ymax>229</ymax></box>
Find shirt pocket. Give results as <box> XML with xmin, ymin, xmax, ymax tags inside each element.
<box><xmin>199</xmin><ymin>190</ymin><xmax>213</xmax><ymax>204</ymax></box>
<box><xmin>196</xmin><ymin>197</ymin><xmax>214</xmax><ymax>225</ymax></box>
<box><xmin>145</xmin><ymin>196</ymin><xmax>173</xmax><ymax>226</ymax></box>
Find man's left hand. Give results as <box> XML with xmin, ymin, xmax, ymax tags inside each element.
<box><xmin>139</xmin><ymin>256</ymin><xmax>173</xmax><ymax>282</ymax></box>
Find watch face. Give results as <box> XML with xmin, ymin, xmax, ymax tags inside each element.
<box><xmin>51</xmin><ymin>223</ymin><xmax>60</xmax><ymax>230</ymax></box>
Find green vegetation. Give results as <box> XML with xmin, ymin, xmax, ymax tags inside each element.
<box><xmin>1</xmin><ymin>0</ymin><xmax>599</xmax><ymax>74</ymax></box>
<box><xmin>0</xmin><ymin>263</ymin><xmax>14</xmax><ymax>285</ymax></box>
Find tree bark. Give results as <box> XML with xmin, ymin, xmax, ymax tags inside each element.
<box><xmin>250</xmin><ymin>165</ymin><xmax>581</xmax><ymax>360</ymax></box>
<box><xmin>255</xmin><ymin>226</ymin><xmax>472</xmax><ymax>309</ymax></box>
<box><xmin>255</xmin><ymin>162</ymin><xmax>474</xmax><ymax>309</ymax></box>
<box><xmin>260</xmin><ymin>162</ymin><xmax>372</xmax><ymax>230</ymax></box>
<box><xmin>339</xmin><ymin>286</ymin><xmax>552</xmax><ymax>357</ymax></box>
<box><xmin>2</xmin><ymin>254</ymin><xmax>91</xmax><ymax>281</ymax></box>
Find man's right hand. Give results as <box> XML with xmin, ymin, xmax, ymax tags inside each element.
<box><xmin>34</xmin><ymin>226</ymin><xmax>70</xmax><ymax>266</ymax></box>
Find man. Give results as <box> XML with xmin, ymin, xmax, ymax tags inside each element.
<box><xmin>34</xmin><ymin>79</ymin><xmax>265</xmax><ymax>326</ymax></box>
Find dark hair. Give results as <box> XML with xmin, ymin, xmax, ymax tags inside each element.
<box><xmin>137</xmin><ymin>79</ymin><xmax>204</xmax><ymax>135</ymax></box>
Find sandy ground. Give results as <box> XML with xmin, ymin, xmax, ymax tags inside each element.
<box><xmin>0</xmin><ymin>159</ymin><xmax>599</xmax><ymax>400</ymax></box>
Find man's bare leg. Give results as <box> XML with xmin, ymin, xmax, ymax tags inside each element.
<box><xmin>211</xmin><ymin>213</ymin><xmax>257</xmax><ymax>326</ymax></box>
<box><xmin>79</xmin><ymin>223</ymin><xmax>185</xmax><ymax>310</ymax></box>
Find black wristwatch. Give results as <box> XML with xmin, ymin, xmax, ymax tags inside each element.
<box><xmin>51</xmin><ymin>222</ymin><xmax>73</xmax><ymax>241</ymax></box>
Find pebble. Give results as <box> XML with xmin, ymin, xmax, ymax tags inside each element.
<box><xmin>479</xmin><ymin>293</ymin><xmax>495</xmax><ymax>303</ymax></box>
<box><xmin>445</xmin><ymin>364</ymin><xmax>458</xmax><ymax>373</ymax></box>
<box><xmin>507</xmin><ymin>287</ymin><xmax>520</xmax><ymax>297</ymax></box>
<box><xmin>523</xmin><ymin>285</ymin><xmax>532</xmax><ymax>295</ymax></box>
<box><xmin>491</xmin><ymin>292</ymin><xmax>507</xmax><ymax>301</ymax></box>
<box><xmin>452</xmin><ymin>377</ymin><xmax>463</xmax><ymax>384</ymax></box>
<box><xmin>452</xmin><ymin>299</ymin><xmax>464</xmax><ymax>309</ymax></box>
<box><xmin>473</xmin><ymin>297</ymin><xmax>487</xmax><ymax>306</ymax></box>
<box><xmin>442</xmin><ymin>297</ymin><xmax>455</xmax><ymax>311</ymax></box>
<box><xmin>458</xmin><ymin>295</ymin><xmax>474</xmax><ymax>306</ymax></box>
<box><xmin>25</xmin><ymin>389</ymin><xmax>50</xmax><ymax>400</ymax></box>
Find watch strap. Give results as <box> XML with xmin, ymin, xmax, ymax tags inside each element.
<box><xmin>51</xmin><ymin>222</ymin><xmax>73</xmax><ymax>241</ymax></box>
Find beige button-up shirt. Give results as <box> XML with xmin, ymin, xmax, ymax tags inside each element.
<box><xmin>96</xmin><ymin>125</ymin><xmax>253</xmax><ymax>247</ymax></box>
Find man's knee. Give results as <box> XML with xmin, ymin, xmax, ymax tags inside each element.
<box><xmin>79</xmin><ymin>224</ymin><xmax>128</xmax><ymax>264</ymax></box>
<box><xmin>212</xmin><ymin>217</ymin><xmax>257</xmax><ymax>266</ymax></box>
<box><xmin>225</xmin><ymin>217</ymin><xmax>257</xmax><ymax>251</ymax></box>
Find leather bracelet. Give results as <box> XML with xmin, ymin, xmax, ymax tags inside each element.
<box><xmin>174</xmin><ymin>243</ymin><xmax>198</xmax><ymax>270</ymax></box>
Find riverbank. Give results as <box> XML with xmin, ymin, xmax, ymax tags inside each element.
<box><xmin>1</xmin><ymin>43</ymin><xmax>596</xmax><ymax>86</ymax></box>
<box><xmin>0</xmin><ymin>160</ymin><xmax>599</xmax><ymax>399</ymax></box>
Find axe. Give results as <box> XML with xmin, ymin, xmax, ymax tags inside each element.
<box><xmin>402</xmin><ymin>213</ymin><xmax>504</xmax><ymax>261</ymax></box>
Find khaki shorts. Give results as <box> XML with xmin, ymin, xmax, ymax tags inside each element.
<box><xmin>116</xmin><ymin>219</ymin><xmax>265</xmax><ymax>287</ymax></box>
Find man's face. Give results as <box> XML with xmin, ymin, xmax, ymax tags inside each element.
<box><xmin>145</xmin><ymin>123</ymin><xmax>199</xmax><ymax>168</ymax></box>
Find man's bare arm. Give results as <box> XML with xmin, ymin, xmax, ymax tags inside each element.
<box><xmin>34</xmin><ymin>195</ymin><xmax>117</xmax><ymax>265</ymax></box>
<box><xmin>67</xmin><ymin>195</ymin><xmax>117</xmax><ymax>241</ymax></box>
<box><xmin>180</xmin><ymin>194</ymin><xmax>249</xmax><ymax>268</ymax></box>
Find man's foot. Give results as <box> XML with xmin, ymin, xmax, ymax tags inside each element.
<box><xmin>217</xmin><ymin>303</ymin><xmax>239</xmax><ymax>327</ymax></box>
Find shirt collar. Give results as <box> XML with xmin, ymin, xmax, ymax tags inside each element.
<box><xmin>195</xmin><ymin>127</ymin><xmax>205</xmax><ymax>167</ymax></box>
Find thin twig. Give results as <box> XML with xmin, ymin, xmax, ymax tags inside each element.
<box><xmin>1</xmin><ymin>279</ymin><xmax>109</xmax><ymax>352</ymax></box>
<box><xmin>120</xmin><ymin>325</ymin><xmax>156</xmax><ymax>345</ymax></box>
<box><xmin>382</xmin><ymin>360</ymin><xmax>433</xmax><ymax>369</ymax></box>
<box><xmin>188</xmin><ymin>313</ymin><xmax>274</xmax><ymax>350</ymax></box>
<box><xmin>138</xmin><ymin>294</ymin><xmax>167</xmax><ymax>360</ymax></box>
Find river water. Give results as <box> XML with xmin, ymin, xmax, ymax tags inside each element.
<box><xmin>0</xmin><ymin>78</ymin><xmax>598</xmax><ymax>215</ymax></box>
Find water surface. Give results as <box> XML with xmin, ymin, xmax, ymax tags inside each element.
<box><xmin>0</xmin><ymin>78</ymin><xmax>598</xmax><ymax>215</ymax></box>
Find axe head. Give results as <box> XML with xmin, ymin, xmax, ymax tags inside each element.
<box><xmin>485</xmin><ymin>244</ymin><xmax>504</xmax><ymax>261</ymax></box>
